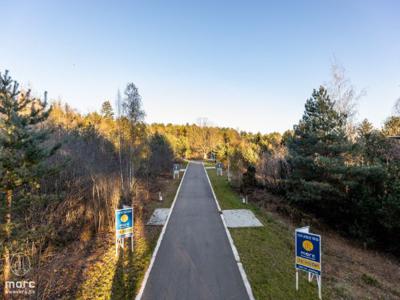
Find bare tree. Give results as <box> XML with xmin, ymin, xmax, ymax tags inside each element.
<box><xmin>123</xmin><ymin>83</ymin><xmax>145</xmax><ymax>124</ymax></box>
<box><xmin>115</xmin><ymin>90</ymin><xmax>124</xmax><ymax>193</ymax></box>
<box><xmin>196</xmin><ymin>117</ymin><xmax>211</xmax><ymax>128</ymax></box>
<box><xmin>326</xmin><ymin>60</ymin><xmax>366</xmax><ymax>138</ymax></box>
<box><xmin>393</xmin><ymin>97</ymin><xmax>400</xmax><ymax>116</ymax></box>
<box><xmin>122</xmin><ymin>83</ymin><xmax>145</xmax><ymax>202</ymax></box>
<box><xmin>196</xmin><ymin>117</ymin><xmax>220</xmax><ymax>159</ymax></box>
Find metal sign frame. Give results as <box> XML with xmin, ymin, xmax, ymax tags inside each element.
<box><xmin>216</xmin><ymin>162</ymin><xmax>223</xmax><ymax>176</ymax></box>
<box><xmin>173</xmin><ymin>164</ymin><xmax>180</xmax><ymax>179</ymax></box>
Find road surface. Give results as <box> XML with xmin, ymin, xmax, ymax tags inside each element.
<box><xmin>141</xmin><ymin>162</ymin><xmax>249</xmax><ymax>300</ymax></box>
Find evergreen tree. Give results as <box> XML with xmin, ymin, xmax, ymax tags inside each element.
<box><xmin>240</xmin><ymin>165</ymin><xmax>257</xmax><ymax>196</ymax></box>
<box><xmin>358</xmin><ymin>118</ymin><xmax>373</xmax><ymax>137</ymax></box>
<box><xmin>147</xmin><ymin>133</ymin><xmax>174</xmax><ymax>177</ymax></box>
<box><xmin>383</xmin><ymin>116</ymin><xmax>400</xmax><ymax>137</ymax></box>
<box><xmin>380</xmin><ymin>161</ymin><xmax>400</xmax><ymax>253</ymax></box>
<box><xmin>0</xmin><ymin>70</ymin><xmax>58</xmax><ymax>291</ymax></box>
<box><xmin>100</xmin><ymin>100</ymin><xmax>114</xmax><ymax>119</ymax></box>
<box><xmin>287</xmin><ymin>86</ymin><xmax>350</xmax><ymax>223</ymax></box>
<box><xmin>356</xmin><ymin>119</ymin><xmax>387</xmax><ymax>165</ymax></box>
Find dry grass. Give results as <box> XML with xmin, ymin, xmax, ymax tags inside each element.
<box><xmin>32</xmin><ymin>173</ymin><xmax>182</xmax><ymax>299</ymax></box>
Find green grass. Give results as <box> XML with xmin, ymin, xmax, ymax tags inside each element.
<box><xmin>361</xmin><ymin>273</ymin><xmax>380</xmax><ymax>288</ymax></box>
<box><xmin>207</xmin><ymin>169</ymin><xmax>331</xmax><ymax>300</ymax></box>
<box><xmin>180</xmin><ymin>160</ymin><xmax>189</xmax><ymax>168</ymax></box>
<box><xmin>203</xmin><ymin>160</ymin><xmax>216</xmax><ymax>167</ymax></box>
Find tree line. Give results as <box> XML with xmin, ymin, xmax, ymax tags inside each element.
<box><xmin>0</xmin><ymin>71</ymin><xmax>174</xmax><ymax>298</ymax></box>
<box><xmin>286</xmin><ymin>87</ymin><xmax>400</xmax><ymax>254</ymax></box>
<box><xmin>1</xmin><ymin>67</ymin><xmax>399</xmax><ymax>298</ymax></box>
<box><xmin>147</xmin><ymin>67</ymin><xmax>400</xmax><ymax>255</ymax></box>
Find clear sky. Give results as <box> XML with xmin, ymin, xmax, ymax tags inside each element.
<box><xmin>1</xmin><ymin>0</ymin><xmax>399</xmax><ymax>133</ymax></box>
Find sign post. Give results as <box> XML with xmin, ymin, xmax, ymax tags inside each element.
<box><xmin>115</xmin><ymin>207</ymin><xmax>134</xmax><ymax>257</ymax></box>
<box><xmin>216</xmin><ymin>162</ymin><xmax>223</xmax><ymax>176</ymax></box>
<box><xmin>295</xmin><ymin>226</ymin><xmax>322</xmax><ymax>299</ymax></box>
<box><xmin>227</xmin><ymin>160</ymin><xmax>231</xmax><ymax>182</ymax></box>
<box><xmin>173</xmin><ymin>164</ymin><xmax>180</xmax><ymax>179</ymax></box>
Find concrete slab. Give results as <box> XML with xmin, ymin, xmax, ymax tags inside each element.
<box><xmin>222</xmin><ymin>209</ymin><xmax>263</xmax><ymax>228</ymax></box>
<box><xmin>147</xmin><ymin>208</ymin><xmax>170</xmax><ymax>225</ymax></box>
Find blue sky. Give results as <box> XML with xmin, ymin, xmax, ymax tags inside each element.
<box><xmin>1</xmin><ymin>0</ymin><xmax>399</xmax><ymax>133</ymax></box>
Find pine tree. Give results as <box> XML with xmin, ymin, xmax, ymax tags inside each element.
<box><xmin>100</xmin><ymin>100</ymin><xmax>114</xmax><ymax>119</ymax></box>
<box><xmin>147</xmin><ymin>133</ymin><xmax>174</xmax><ymax>177</ymax></box>
<box><xmin>358</xmin><ymin>119</ymin><xmax>373</xmax><ymax>136</ymax></box>
<box><xmin>356</xmin><ymin>119</ymin><xmax>387</xmax><ymax>165</ymax></box>
<box><xmin>0</xmin><ymin>70</ymin><xmax>58</xmax><ymax>293</ymax></box>
<box><xmin>287</xmin><ymin>86</ymin><xmax>350</xmax><ymax>223</ymax></box>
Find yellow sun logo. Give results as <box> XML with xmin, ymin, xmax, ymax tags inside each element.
<box><xmin>120</xmin><ymin>214</ymin><xmax>129</xmax><ymax>223</ymax></box>
<box><xmin>302</xmin><ymin>240</ymin><xmax>314</xmax><ymax>252</ymax></box>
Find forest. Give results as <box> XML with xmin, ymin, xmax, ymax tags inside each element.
<box><xmin>1</xmin><ymin>68</ymin><xmax>400</xmax><ymax>298</ymax></box>
<box><xmin>150</xmin><ymin>92</ymin><xmax>400</xmax><ymax>255</ymax></box>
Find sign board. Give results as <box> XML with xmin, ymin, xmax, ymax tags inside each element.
<box><xmin>295</xmin><ymin>227</ymin><xmax>322</xmax><ymax>298</ymax></box>
<box><xmin>173</xmin><ymin>164</ymin><xmax>180</xmax><ymax>179</ymax></box>
<box><xmin>115</xmin><ymin>208</ymin><xmax>134</xmax><ymax>239</ymax></box>
<box><xmin>216</xmin><ymin>162</ymin><xmax>223</xmax><ymax>176</ymax></box>
<box><xmin>295</xmin><ymin>230</ymin><xmax>321</xmax><ymax>275</ymax></box>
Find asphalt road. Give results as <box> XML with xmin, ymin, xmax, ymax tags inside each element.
<box><xmin>141</xmin><ymin>162</ymin><xmax>249</xmax><ymax>300</ymax></box>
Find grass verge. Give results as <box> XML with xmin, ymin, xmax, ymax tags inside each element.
<box><xmin>207</xmin><ymin>169</ymin><xmax>400</xmax><ymax>299</ymax></box>
<box><xmin>203</xmin><ymin>160</ymin><xmax>216</xmax><ymax>167</ymax></box>
<box><xmin>207</xmin><ymin>169</ymin><xmax>331</xmax><ymax>300</ymax></box>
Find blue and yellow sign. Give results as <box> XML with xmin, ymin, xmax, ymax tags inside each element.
<box><xmin>295</xmin><ymin>231</ymin><xmax>321</xmax><ymax>275</ymax></box>
<box><xmin>115</xmin><ymin>208</ymin><xmax>133</xmax><ymax>239</ymax></box>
